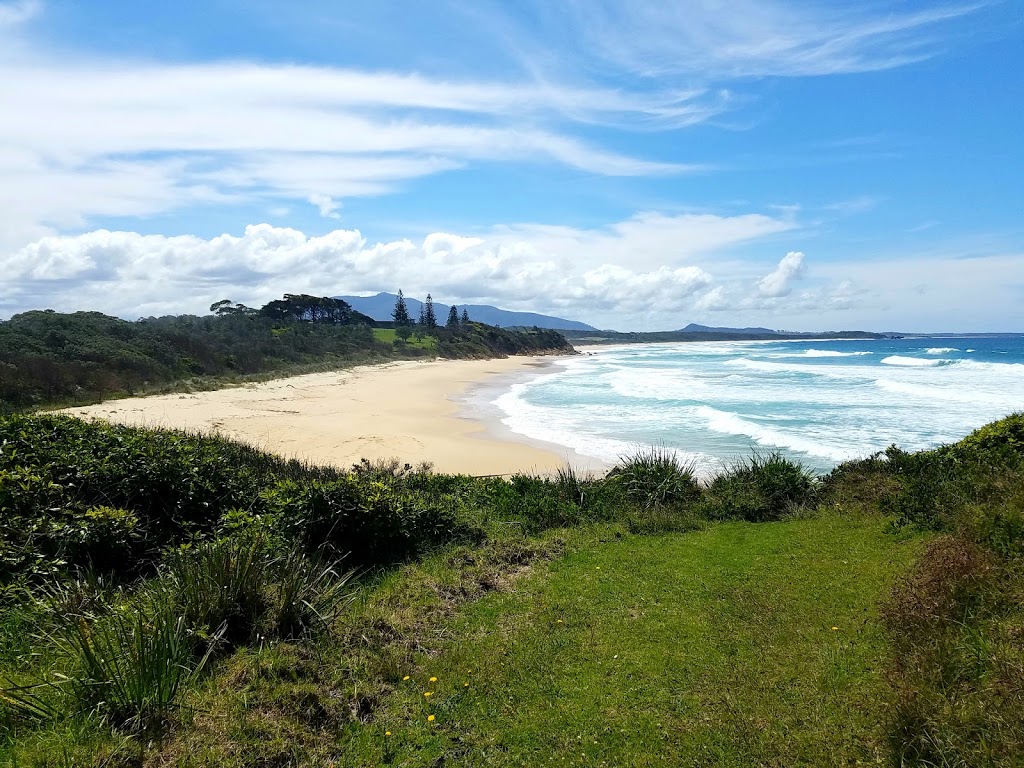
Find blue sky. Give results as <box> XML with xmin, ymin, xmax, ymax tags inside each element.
<box><xmin>0</xmin><ymin>0</ymin><xmax>1021</xmax><ymax>331</ymax></box>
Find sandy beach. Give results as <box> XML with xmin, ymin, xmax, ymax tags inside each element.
<box><xmin>61</xmin><ymin>357</ymin><xmax>582</xmax><ymax>476</ymax></box>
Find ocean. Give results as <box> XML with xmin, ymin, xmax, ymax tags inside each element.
<box><xmin>487</xmin><ymin>336</ymin><xmax>1024</xmax><ymax>475</ymax></box>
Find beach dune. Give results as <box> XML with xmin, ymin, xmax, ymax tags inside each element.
<box><xmin>61</xmin><ymin>357</ymin><xmax>577</xmax><ymax>476</ymax></box>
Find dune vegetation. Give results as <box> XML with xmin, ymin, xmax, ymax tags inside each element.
<box><xmin>1</xmin><ymin>412</ymin><xmax>1022</xmax><ymax>766</ymax></box>
<box><xmin>0</xmin><ymin>296</ymin><xmax>573</xmax><ymax>412</ymax></box>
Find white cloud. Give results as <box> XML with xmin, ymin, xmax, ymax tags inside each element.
<box><xmin>0</xmin><ymin>57</ymin><xmax>709</xmax><ymax>251</ymax></box>
<box><xmin>4</xmin><ymin>220</ymin><xmax>1023</xmax><ymax>331</ymax></box>
<box><xmin>758</xmin><ymin>251</ymin><xmax>805</xmax><ymax>297</ymax></box>
<box><xmin>0</xmin><ymin>210</ymin><xmax>792</xmax><ymax>323</ymax></box>
<box><xmin>538</xmin><ymin>1</ymin><xmax>985</xmax><ymax>78</ymax></box>
<box><xmin>308</xmin><ymin>194</ymin><xmax>341</xmax><ymax>219</ymax></box>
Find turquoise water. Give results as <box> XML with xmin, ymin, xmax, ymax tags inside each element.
<box><xmin>492</xmin><ymin>336</ymin><xmax>1024</xmax><ymax>474</ymax></box>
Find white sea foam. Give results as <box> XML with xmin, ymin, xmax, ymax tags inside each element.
<box><xmin>487</xmin><ymin>338</ymin><xmax>1024</xmax><ymax>474</ymax></box>
<box><xmin>781</xmin><ymin>349</ymin><xmax>872</xmax><ymax>358</ymax></box>
<box><xmin>688</xmin><ymin>405</ymin><xmax>856</xmax><ymax>461</ymax></box>
<box><xmin>880</xmin><ymin>355</ymin><xmax>948</xmax><ymax>367</ymax></box>
<box><xmin>925</xmin><ymin>347</ymin><xmax>959</xmax><ymax>354</ymax></box>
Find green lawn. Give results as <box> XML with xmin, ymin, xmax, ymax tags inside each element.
<box><xmin>373</xmin><ymin>327</ymin><xmax>437</xmax><ymax>350</ymax></box>
<box><xmin>337</xmin><ymin>517</ymin><xmax>919</xmax><ymax>766</ymax></box>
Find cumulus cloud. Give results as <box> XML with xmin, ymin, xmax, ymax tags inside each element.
<box><xmin>0</xmin><ymin>208</ymin><xmax>798</xmax><ymax>323</ymax></box>
<box><xmin>758</xmin><ymin>251</ymin><xmax>805</xmax><ymax>297</ymax></box>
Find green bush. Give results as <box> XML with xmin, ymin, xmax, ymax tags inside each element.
<box><xmin>701</xmin><ymin>451</ymin><xmax>818</xmax><ymax>522</ymax></box>
<box><xmin>264</xmin><ymin>475</ymin><xmax>466</xmax><ymax>566</ymax></box>
<box><xmin>613</xmin><ymin>447</ymin><xmax>700</xmax><ymax>510</ymax></box>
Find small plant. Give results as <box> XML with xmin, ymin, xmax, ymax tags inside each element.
<box><xmin>614</xmin><ymin>447</ymin><xmax>700</xmax><ymax>510</ymax></box>
<box><xmin>166</xmin><ymin>535</ymin><xmax>272</xmax><ymax>647</ymax></box>
<box><xmin>2</xmin><ymin>591</ymin><xmax>221</xmax><ymax>733</ymax></box>
<box><xmin>554</xmin><ymin>466</ymin><xmax>589</xmax><ymax>510</ymax></box>
<box><xmin>274</xmin><ymin>547</ymin><xmax>356</xmax><ymax>638</ymax></box>
<box><xmin>701</xmin><ymin>450</ymin><xmax>818</xmax><ymax>522</ymax></box>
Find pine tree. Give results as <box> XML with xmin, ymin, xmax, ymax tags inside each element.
<box><xmin>424</xmin><ymin>294</ymin><xmax>437</xmax><ymax>329</ymax></box>
<box><xmin>392</xmin><ymin>290</ymin><xmax>411</xmax><ymax>326</ymax></box>
<box><xmin>446</xmin><ymin>305</ymin><xmax>459</xmax><ymax>328</ymax></box>
<box><xmin>418</xmin><ymin>302</ymin><xmax>426</xmax><ymax>326</ymax></box>
<box><xmin>461</xmin><ymin>307</ymin><xmax>470</xmax><ymax>325</ymax></box>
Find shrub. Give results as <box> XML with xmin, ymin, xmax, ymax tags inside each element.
<box><xmin>263</xmin><ymin>475</ymin><xmax>465</xmax><ymax>566</ymax></box>
<box><xmin>701</xmin><ymin>450</ymin><xmax>818</xmax><ymax>522</ymax></box>
<box><xmin>613</xmin><ymin>447</ymin><xmax>700</xmax><ymax>510</ymax></box>
<box><xmin>2</xmin><ymin>591</ymin><xmax>220</xmax><ymax>733</ymax></box>
<box><xmin>881</xmin><ymin>536</ymin><xmax>993</xmax><ymax>642</ymax></box>
<box><xmin>505</xmin><ymin>473</ymin><xmax>584</xmax><ymax>531</ymax></box>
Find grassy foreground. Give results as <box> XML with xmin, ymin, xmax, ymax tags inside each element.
<box><xmin>1</xmin><ymin>412</ymin><xmax>1023</xmax><ymax>765</ymax></box>
<box><xmin>334</xmin><ymin>517</ymin><xmax>916</xmax><ymax>766</ymax></box>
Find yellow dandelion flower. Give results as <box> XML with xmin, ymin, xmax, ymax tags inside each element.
<box><xmin>556</xmin><ymin>619</ymin><xmax>564</xmax><ymax>624</ymax></box>
<box><xmin>403</xmin><ymin>675</ymin><xmax>410</xmax><ymax>681</ymax></box>
<box><xmin>429</xmin><ymin>676</ymin><xmax>438</xmax><ymax>682</ymax></box>
<box><xmin>428</xmin><ymin>714</ymin><xmax>436</xmax><ymax>722</ymax></box>
<box><xmin>831</xmin><ymin>626</ymin><xmax>839</xmax><ymax>631</ymax></box>
<box><xmin>424</xmin><ymin>691</ymin><xmax>433</xmax><ymax>697</ymax></box>
<box><xmin>385</xmin><ymin>731</ymin><xmax>392</xmax><ymax>736</ymax></box>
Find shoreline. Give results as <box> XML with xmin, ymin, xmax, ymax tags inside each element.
<box><xmin>59</xmin><ymin>356</ymin><xmax>588</xmax><ymax>477</ymax></box>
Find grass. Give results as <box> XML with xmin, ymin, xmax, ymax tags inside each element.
<box><xmin>3</xmin><ymin>413</ymin><xmax>1024</xmax><ymax>765</ymax></box>
<box><xmin>372</xmin><ymin>328</ymin><xmax>438</xmax><ymax>350</ymax></box>
<box><xmin>329</xmin><ymin>517</ymin><xmax>919</xmax><ymax>766</ymax></box>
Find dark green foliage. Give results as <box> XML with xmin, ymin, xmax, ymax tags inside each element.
<box><xmin>700</xmin><ymin>450</ymin><xmax>818</xmax><ymax>522</ymax></box>
<box><xmin>423</xmin><ymin>294</ymin><xmax>437</xmax><ymax>330</ymax></box>
<box><xmin>434</xmin><ymin>324</ymin><xmax>573</xmax><ymax>358</ymax></box>
<box><xmin>391</xmin><ymin>290</ymin><xmax>412</xmax><ymax>326</ymax></box>
<box><xmin>0</xmin><ymin>305</ymin><xmax>387</xmax><ymax>410</ymax></box>
<box><xmin>0</xmin><ymin>301</ymin><xmax>572</xmax><ymax>410</ymax></box>
<box><xmin>861</xmin><ymin>414</ymin><xmax>1024</xmax><ymax>766</ymax></box>
<box><xmin>446</xmin><ymin>305</ymin><xmax>460</xmax><ymax>329</ymax></box>
<box><xmin>273</xmin><ymin>547</ymin><xmax>356</xmax><ymax>639</ymax></box>
<box><xmin>477</xmin><ymin>469</ymin><xmax>624</xmax><ymax>533</ymax></box>
<box><xmin>946</xmin><ymin>412</ymin><xmax>1024</xmax><ymax>459</ymax></box>
<box><xmin>1</xmin><ymin>536</ymin><xmax>355</xmax><ymax>737</ymax></box>
<box><xmin>166</xmin><ymin>536</ymin><xmax>273</xmax><ymax>647</ymax></box>
<box><xmin>258</xmin><ymin>294</ymin><xmax>370</xmax><ymax>325</ymax></box>
<box><xmin>0</xmin><ymin>414</ymin><xmax>344</xmax><ymax>581</ymax></box>
<box><xmin>263</xmin><ymin>475</ymin><xmax>471</xmax><ymax>567</ymax></box>
<box><xmin>613</xmin><ymin>447</ymin><xmax>700</xmax><ymax>509</ymax></box>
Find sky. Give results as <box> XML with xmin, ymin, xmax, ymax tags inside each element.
<box><xmin>0</xmin><ymin>0</ymin><xmax>1022</xmax><ymax>332</ymax></box>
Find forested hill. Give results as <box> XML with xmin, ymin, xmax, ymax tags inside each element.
<box><xmin>337</xmin><ymin>292</ymin><xmax>598</xmax><ymax>331</ymax></box>
<box><xmin>0</xmin><ymin>295</ymin><xmax>573</xmax><ymax>410</ymax></box>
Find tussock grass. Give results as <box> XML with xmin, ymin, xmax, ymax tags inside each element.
<box><xmin>614</xmin><ymin>445</ymin><xmax>700</xmax><ymax>509</ymax></box>
<box><xmin>701</xmin><ymin>449</ymin><xmax>819</xmax><ymax>522</ymax></box>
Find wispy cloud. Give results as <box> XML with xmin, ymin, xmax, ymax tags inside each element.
<box><xmin>0</xmin><ymin>56</ymin><xmax>710</xmax><ymax>253</ymax></box>
<box><xmin>0</xmin><ymin>0</ymin><xmax>39</xmax><ymax>27</ymax></box>
<box><xmin>522</xmin><ymin>0</ymin><xmax>987</xmax><ymax>79</ymax></box>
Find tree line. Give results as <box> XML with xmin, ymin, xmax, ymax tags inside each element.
<box><xmin>0</xmin><ymin>292</ymin><xmax>572</xmax><ymax>410</ymax></box>
<box><xmin>391</xmin><ymin>290</ymin><xmax>471</xmax><ymax>334</ymax></box>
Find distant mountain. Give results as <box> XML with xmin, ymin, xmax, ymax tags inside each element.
<box><xmin>335</xmin><ymin>293</ymin><xmax>598</xmax><ymax>331</ymax></box>
<box><xmin>679</xmin><ymin>323</ymin><xmax>779</xmax><ymax>334</ymax></box>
